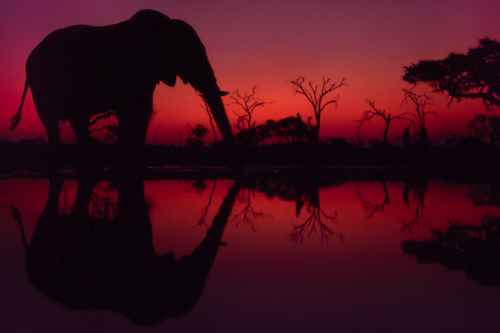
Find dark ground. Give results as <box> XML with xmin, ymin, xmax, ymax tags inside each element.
<box><xmin>1</xmin><ymin>140</ymin><xmax>499</xmax><ymax>182</ymax></box>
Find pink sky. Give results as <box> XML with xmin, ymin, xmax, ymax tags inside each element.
<box><xmin>1</xmin><ymin>0</ymin><xmax>499</xmax><ymax>145</ymax></box>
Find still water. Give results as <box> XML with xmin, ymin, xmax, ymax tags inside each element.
<box><xmin>1</xmin><ymin>170</ymin><xmax>500</xmax><ymax>332</ymax></box>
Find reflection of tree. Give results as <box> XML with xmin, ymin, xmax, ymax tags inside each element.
<box><xmin>196</xmin><ymin>179</ymin><xmax>217</xmax><ymax>228</ymax></box>
<box><xmin>231</xmin><ymin>184</ymin><xmax>271</xmax><ymax>230</ymax></box>
<box><xmin>247</xmin><ymin>176</ymin><xmax>343</xmax><ymax>244</ymax></box>
<box><xmin>401</xmin><ymin>180</ymin><xmax>427</xmax><ymax>231</ymax></box>
<box><xmin>467</xmin><ymin>181</ymin><xmax>500</xmax><ymax>207</ymax></box>
<box><xmin>88</xmin><ymin>181</ymin><xmax>119</xmax><ymax>220</ymax></box>
<box><xmin>257</xmin><ymin>178</ymin><xmax>342</xmax><ymax>244</ymax></box>
<box><xmin>190</xmin><ymin>178</ymin><xmax>208</xmax><ymax>192</ymax></box>
<box><xmin>223</xmin><ymin>176</ymin><xmax>343</xmax><ymax>243</ymax></box>
<box><xmin>356</xmin><ymin>181</ymin><xmax>391</xmax><ymax>221</ymax></box>
<box><xmin>402</xmin><ymin>215</ymin><xmax>500</xmax><ymax>286</ymax></box>
<box><xmin>292</xmin><ymin>187</ymin><xmax>341</xmax><ymax>244</ymax></box>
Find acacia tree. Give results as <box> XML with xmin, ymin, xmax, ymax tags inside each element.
<box><xmin>185</xmin><ymin>123</ymin><xmax>208</xmax><ymax>147</ymax></box>
<box><xmin>289</xmin><ymin>76</ymin><xmax>347</xmax><ymax>142</ymax></box>
<box><xmin>230</xmin><ymin>85</ymin><xmax>273</xmax><ymax>131</ymax></box>
<box><xmin>356</xmin><ymin>99</ymin><xmax>404</xmax><ymax>144</ymax></box>
<box><xmin>267</xmin><ymin>114</ymin><xmax>310</xmax><ymax>143</ymax></box>
<box><xmin>403</xmin><ymin>37</ymin><xmax>500</xmax><ymax>111</ymax></box>
<box><xmin>467</xmin><ymin>114</ymin><xmax>500</xmax><ymax>147</ymax></box>
<box><xmin>401</xmin><ymin>88</ymin><xmax>439</xmax><ymax>147</ymax></box>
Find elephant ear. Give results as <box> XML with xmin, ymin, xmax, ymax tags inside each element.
<box><xmin>161</xmin><ymin>75</ymin><xmax>177</xmax><ymax>87</ymax></box>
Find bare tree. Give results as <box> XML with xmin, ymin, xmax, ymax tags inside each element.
<box><xmin>356</xmin><ymin>99</ymin><xmax>404</xmax><ymax>144</ymax></box>
<box><xmin>351</xmin><ymin>127</ymin><xmax>365</xmax><ymax>147</ymax></box>
<box><xmin>229</xmin><ymin>85</ymin><xmax>273</xmax><ymax>131</ymax></box>
<box><xmin>177</xmin><ymin>130</ymin><xmax>183</xmax><ymax>147</ymax></box>
<box><xmin>401</xmin><ymin>88</ymin><xmax>439</xmax><ymax>147</ymax></box>
<box><xmin>289</xmin><ymin>76</ymin><xmax>347</xmax><ymax>142</ymax></box>
<box><xmin>57</xmin><ymin>111</ymin><xmax>119</xmax><ymax>143</ymax></box>
<box><xmin>65</xmin><ymin>107</ymin><xmax>156</xmax><ymax>144</ymax></box>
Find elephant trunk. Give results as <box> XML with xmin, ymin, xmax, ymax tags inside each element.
<box><xmin>203</xmin><ymin>92</ymin><xmax>234</xmax><ymax>146</ymax></box>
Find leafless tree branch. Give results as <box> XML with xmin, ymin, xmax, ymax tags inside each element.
<box><xmin>229</xmin><ymin>85</ymin><xmax>273</xmax><ymax>131</ymax></box>
<box><xmin>289</xmin><ymin>76</ymin><xmax>347</xmax><ymax>141</ymax></box>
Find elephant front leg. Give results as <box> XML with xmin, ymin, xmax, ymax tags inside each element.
<box><xmin>115</xmin><ymin>100</ymin><xmax>153</xmax><ymax>170</ymax></box>
<box><xmin>69</xmin><ymin>118</ymin><xmax>94</xmax><ymax>168</ymax></box>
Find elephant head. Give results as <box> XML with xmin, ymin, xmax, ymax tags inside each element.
<box><xmin>12</xmin><ymin>172</ymin><xmax>241</xmax><ymax>326</ymax></box>
<box><xmin>126</xmin><ymin>10</ymin><xmax>235</xmax><ymax>146</ymax></box>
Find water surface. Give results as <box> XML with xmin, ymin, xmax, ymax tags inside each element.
<box><xmin>1</xmin><ymin>172</ymin><xmax>500</xmax><ymax>332</ymax></box>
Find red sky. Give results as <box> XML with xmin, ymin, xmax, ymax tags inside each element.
<box><xmin>1</xmin><ymin>0</ymin><xmax>499</xmax><ymax>145</ymax></box>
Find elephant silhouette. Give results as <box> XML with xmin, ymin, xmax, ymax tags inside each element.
<box><xmin>10</xmin><ymin>9</ymin><xmax>234</xmax><ymax>164</ymax></box>
<box><xmin>11</xmin><ymin>172</ymin><xmax>241</xmax><ymax>326</ymax></box>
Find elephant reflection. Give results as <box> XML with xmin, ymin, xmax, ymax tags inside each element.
<box><xmin>402</xmin><ymin>216</ymin><xmax>500</xmax><ymax>286</ymax></box>
<box><xmin>12</xmin><ymin>173</ymin><xmax>240</xmax><ymax>326</ymax></box>
<box><xmin>10</xmin><ymin>10</ymin><xmax>234</xmax><ymax>160</ymax></box>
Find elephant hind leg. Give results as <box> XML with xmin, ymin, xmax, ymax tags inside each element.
<box><xmin>40</xmin><ymin>118</ymin><xmax>62</xmax><ymax>169</ymax></box>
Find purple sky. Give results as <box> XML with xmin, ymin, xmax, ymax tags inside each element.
<box><xmin>1</xmin><ymin>0</ymin><xmax>499</xmax><ymax>144</ymax></box>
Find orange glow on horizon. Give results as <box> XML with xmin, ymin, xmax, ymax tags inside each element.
<box><xmin>0</xmin><ymin>77</ymin><xmax>485</xmax><ymax>145</ymax></box>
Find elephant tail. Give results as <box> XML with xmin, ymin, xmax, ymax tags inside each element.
<box><xmin>10</xmin><ymin>205</ymin><xmax>29</xmax><ymax>254</ymax></box>
<box><xmin>10</xmin><ymin>79</ymin><xmax>29</xmax><ymax>131</ymax></box>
